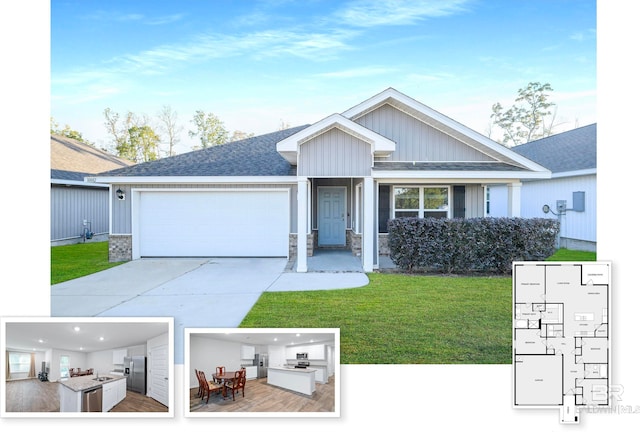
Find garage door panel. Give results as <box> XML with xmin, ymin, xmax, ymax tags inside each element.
<box><xmin>138</xmin><ymin>190</ymin><xmax>289</xmax><ymax>257</ymax></box>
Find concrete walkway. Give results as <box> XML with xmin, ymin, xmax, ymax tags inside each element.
<box><xmin>51</xmin><ymin>256</ymin><xmax>369</xmax><ymax>363</ymax></box>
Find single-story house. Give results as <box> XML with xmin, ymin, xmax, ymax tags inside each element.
<box><xmin>51</xmin><ymin>134</ymin><xmax>134</xmax><ymax>245</ymax></box>
<box><xmin>487</xmin><ymin>123</ymin><xmax>596</xmax><ymax>252</ymax></box>
<box><xmin>92</xmin><ymin>88</ymin><xmax>551</xmax><ymax>272</ymax></box>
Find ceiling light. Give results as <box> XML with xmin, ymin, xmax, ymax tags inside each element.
<box><xmin>79</xmin><ymin>347</ymin><xmax>83</xmax><ymax>350</ymax></box>
<box><xmin>274</xmin><ymin>338</ymin><xmax>278</xmax><ymax>341</ymax></box>
<box><xmin>99</xmin><ymin>337</ymin><xmax>104</xmax><ymax>341</ymax></box>
<box><xmin>296</xmin><ymin>333</ymin><xmax>300</xmax><ymax>337</ymax></box>
<box><xmin>74</xmin><ymin>326</ymin><xmax>80</xmax><ymax>332</ymax></box>
<box><xmin>38</xmin><ymin>339</ymin><xmax>44</xmax><ymax>343</ymax></box>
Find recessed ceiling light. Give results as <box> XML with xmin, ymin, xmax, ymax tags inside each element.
<box><xmin>296</xmin><ymin>333</ymin><xmax>300</xmax><ymax>337</ymax></box>
<box><xmin>99</xmin><ymin>337</ymin><xmax>104</xmax><ymax>341</ymax></box>
<box><xmin>38</xmin><ymin>339</ymin><xmax>44</xmax><ymax>343</ymax></box>
<box><xmin>74</xmin><ymin>326</ymin><xmax>80</xmax><ymax>332</ymax></box>
<box><xmin>79</xmin><ymin>347</ymin><xmax>83</xmax><ymax>350</ymax></box>
<box><xmin>274</xmin><ymin>338</ymin><xmax>278</xmax><ymax>341</ymax></box>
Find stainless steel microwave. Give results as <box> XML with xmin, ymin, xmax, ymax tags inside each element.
<box><xmin>296</xmin><ymin>352</ymin><xmax>308</xmax><ymax>360</ymax></box>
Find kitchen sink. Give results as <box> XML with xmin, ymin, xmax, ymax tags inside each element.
<box><xmin>92</xmin><ymin>377</ymin><xmax>113</xmax><ymax>382</ymax></box>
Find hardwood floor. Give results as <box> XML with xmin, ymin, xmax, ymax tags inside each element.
<box><xmin>110</xmin><ymin>390</ymin><xmax>168</xmax><ymax>412</ymax></box>
<box><xmin>5</xmin><ymin>379</ymin><xmax>60</xmax><ymax>412</ymax></box>
<box><xmin>190</xmin><ymin>376</ymin><xmax>336</xmax><ymax>413</ymax></box>
<box><xmin>4</xmin><ymin>379</ymin><xmax>167</xmax><ymax>413</ymax></box>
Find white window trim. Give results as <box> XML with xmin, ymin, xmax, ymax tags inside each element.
<box><xmin>392</xmin><ymin>185</ymin><xmax>451</xmax><ymax>219</ymax></box>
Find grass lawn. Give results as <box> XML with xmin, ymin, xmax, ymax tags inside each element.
<box><xmin>545</xmin><ymin>247</ymin><xmax>596</xmax><ymax>261</ymax></box>
<box><xmin>51</xmin><ymin>241</ymin><xmax>124</xmax><ymax>285</ymax></box>
<box><xmin>241</xmin><ymin>273</ymin><xmax>513</xmax><ymax>364</ymax></box>
<box><xmin>241</xmin><ymin>247</ymin><xmax>596</xmax><ymax>364</ymax></box>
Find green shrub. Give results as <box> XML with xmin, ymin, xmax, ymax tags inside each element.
<box><xmin>388</xmin><ymin>217</ymin><xmax>559</xmax><ymax>274</ymax></box>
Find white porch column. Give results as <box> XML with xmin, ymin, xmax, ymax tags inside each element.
<box><xmin>362</xmin><ymin>177</ymin><xmax>374</xmax><ymax>272</ymax></box>
<box><xmin>507</xmin><ymin>182</ymin><xmax>522</xmax><ymax>217</ymax></box>
<box><xmin>296</xmin><ymin>178</ymin><xmax>308</xmax><ymax>273</ymax></box>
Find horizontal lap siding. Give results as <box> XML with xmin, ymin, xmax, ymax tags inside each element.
<box><xmin>356</xmin><ymin>104</ymin><xmax>493</xmax><ymax>162</ymax></box>
<box><xmin>298</xmin><ymin>129</ymin><xmax>372</xmax><ymax>177</ymax></box>
<box><xmin>111</xmin><ymin>183</ymin><xmax>297</xmax><ymax>235</ymax></box>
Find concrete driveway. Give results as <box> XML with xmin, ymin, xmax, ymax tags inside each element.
<box><xmin>51</xmin><ymin>257</ymin><xmax>369</xmax><ymax>363</ymax></box>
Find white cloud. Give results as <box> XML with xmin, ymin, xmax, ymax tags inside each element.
<box><xmin>336</xmin><ymin>0</ymin><xmax>471</xmax><ymax>27</ymax></box>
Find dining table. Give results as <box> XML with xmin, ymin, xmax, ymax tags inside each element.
<box><xmin>212</xmin><ymin>372</ymin><xmax>236</xmax><ymax>398</ymax></box>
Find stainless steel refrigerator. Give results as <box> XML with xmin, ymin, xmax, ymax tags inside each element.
<box><xmin>123</xmin><ymin>356</ymin><xmax>146</xmax><ymax>394</ymax></box>
<box><xmin>253</xmin><ymin>353</ymin><xmax>268</xmax><ymax>378</ymax></box>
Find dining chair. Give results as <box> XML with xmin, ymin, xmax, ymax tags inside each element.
<box><xmin>224</xmin><ymin>370</ymin><xmax>246</xmax><ymax>401</ymax></box>
<box><xmin>198</xmin><ymin>370</ymin><xmax>224</xmax><ymax>403</ymax></box>
<box><xmin>213</xmin><ymin>366</ymin><xmax>226</xmax><ymax>383</ymax></box>
<box><xmin>195</xmin><ymin>369</ymin><xmax>203</xmax><ymax>398</ymax></box>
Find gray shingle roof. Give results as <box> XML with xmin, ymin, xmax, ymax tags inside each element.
<box><xmin>100</xmin><ymin>125</ymin><xmax>309</xmax><ymax>177</ymax></box>
<box><xmin>51</xmin><ymin>169</ymin><xmax>91</xmax><ymax>182</ymax></box>
<box><xmin>510</xmin><ymin>124</ymin><xmax>596</xmax><ymax>173</ymax></box>
<box><xmin>51</xmin><ymin>134</ymin><xmax>133</xmax><ymax>177</ymax></box>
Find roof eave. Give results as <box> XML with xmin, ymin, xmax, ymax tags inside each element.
<box><xmin>89</xmin><ymin>175</ymin><xmax>299</xmax><ymax>184</ymax></box>
<box><xmin>372</xmin><ymin>170</ymin><xmax>552</xmax><ymax>180</ymax></box>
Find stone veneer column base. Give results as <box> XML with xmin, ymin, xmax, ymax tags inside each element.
<box><xmin>289</xmin><ymin>233</ymin><xmax>315</xmax><ymax>259</ymax></box>
<box><xmin>348</xmin><ymin>231</ymin><xmax>362</xmax><ymax>256</ymax></box>
<box><xmin>109</xmin><ymin>235</ymin><xmax>132</xmax><ymax>262</ymax></box>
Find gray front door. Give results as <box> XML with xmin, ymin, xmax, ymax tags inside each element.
<box><xmin>318</xmin><ymin>187</ymin><xmax>346</xmax><ymax>246</ymax></box>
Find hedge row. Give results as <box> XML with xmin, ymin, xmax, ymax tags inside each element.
<box><xmin>387</xmin><ymin>217</ymin><xmax>559</xmax><ymax>274</ymax></box>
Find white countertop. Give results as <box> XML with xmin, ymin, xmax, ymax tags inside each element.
<box><xmin>269</xmin><ymin>366</ymin><xmax>317</xmax><ymax>373</ymax></box>
<box><xmin>59</xmin><ymin>374</ymin><xmax>126</xmax><ymax>392</ymax></box>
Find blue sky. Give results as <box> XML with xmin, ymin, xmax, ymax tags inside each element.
<box><xmin>48</xmin><ymin>0</ymin><xmax>597</xmax><ymax>154</ymax></box>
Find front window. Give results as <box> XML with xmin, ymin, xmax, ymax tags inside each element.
<box><xmin>393</xmin><ymin>186</ymin><xmax>449</xmax><ymax>219</ymax></box>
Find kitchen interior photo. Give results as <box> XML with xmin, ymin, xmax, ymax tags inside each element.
<box><xmin>2</xmin><ymin>318</ymin><xmax>172</xmax><ymax>416</ymax></box>
<box><xmin>187</xmin><ymin>328</ymin><xmax>339</xmax><ymax>415</ymax></box>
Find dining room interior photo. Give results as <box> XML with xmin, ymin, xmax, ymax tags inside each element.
<box><xmin>186</xmin><ymin>328</ymin><xmax>339</xmax><ymax>416</ymax></box>
<box><xmin>1</xmin><ymin>317</ymin><xmax>172</xmax><ymax>416</ymax></box>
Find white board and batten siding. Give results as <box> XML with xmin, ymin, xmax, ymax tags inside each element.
<box><xmin>355</xmin><ymin>104</ymin><xmax>494</xmax><ymax>162</ymax></box>
<box><xmin>298</xmin><ymin>128</ymin><xmax>372</xmax><ymax>177</ymax></box>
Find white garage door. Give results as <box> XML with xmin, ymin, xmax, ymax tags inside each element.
<box><xmin>137</xmin><ymin>190</ymin><xmax>290</xmax><ymax>257</ymax></box>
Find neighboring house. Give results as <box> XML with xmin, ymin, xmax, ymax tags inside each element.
<box><xmin>93</xmin><ymin>88</ymin><xmax>550</xmax><ymax>271</ymax></box>
<box><xmin>487</xmin><ymin>124</ymin><xmax>596</xmax><ymax>252</ymax></box>
<box><xmin>51</xmin><ymin>134</ymin><xmax>134</xmax><ymax>245</ymax></box>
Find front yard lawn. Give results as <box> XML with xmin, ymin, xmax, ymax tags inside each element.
<box><xmin>241</xmin><ymin>247</ymin><xmax>597</xmax><ymax>364</ymax></box>
<box><xmin>51</xmin><ymin>241</ymin><xmax>123</xmax><ymax>284</ymax></box>
<box><xmin>241</xmin><ymin>273</ymin><xmax>513</xmax><ymax>364</ymax></box>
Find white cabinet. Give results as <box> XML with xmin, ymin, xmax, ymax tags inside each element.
<box><xmin>116</xmin><ymin>378</ymin><xmax>127</xmax><ymax>403</ymax></box>
<box><xmin>286</xmin><ymin>344</ymin><xmax>326</xmax><ymax>360</ymax></box>
<box><xmin>241</xmin><ymin>345</ymin><xmax>255</xmax><ymax>359</ymax></box>
<box><xmin>112</xmin><ymin>349</ymin><xmax>127</xmax><ymax>365</ymax></box>
<box><xmin>285</xmin><ymin>346</ymin><xmax>297</xmax><ymax>360</ymax></box>
<box><xmin>102</xmin><ymin>381</ymin><xmax>117</xmax><ymax>412</ymax></box>
<box><xmin>102</xmin><ymin>379</ymin><xmax>127</xmax><ymax>412</ymax></box>
<box><xmin>307</xmin><ymin>344</ymin><xmax>326</xmax><ymax>360</ymax></box>
<box><xmin>245</xmin><ymin>366</ymin><xmax>258</xmax><ymax>380</ymax></box>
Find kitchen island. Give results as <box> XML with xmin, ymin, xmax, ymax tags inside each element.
<box><xmin>59</xmin><ymin>374</ymin><xmax>127</xmax><ymax>412</ymax></box>
<box><xmin>267</xmin><ymin>367</ymin><xmax>317</xmax><ymax>396</ymax></box>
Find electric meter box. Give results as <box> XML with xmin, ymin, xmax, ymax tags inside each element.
<box><xmin>572</xmin><ymin>191</ymin><xmax>585</xmax><ymax>212</ymax></box>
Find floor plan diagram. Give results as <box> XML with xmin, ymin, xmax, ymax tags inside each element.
<box><xmin>512</xmin><ymin>262</ymin><xmax>611</xmax><ymax>424</ymax></box>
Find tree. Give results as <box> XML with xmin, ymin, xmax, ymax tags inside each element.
<box><xmin>490</xmin><ymin>82</ymin><xmax>556</xmax><ymax>147</ymax></box>
<box><xmin>188</xmin><ymin>110</ymin><xmax>229</xmax><ymax>149</ymax></box>
<box><xmin>103</xmin><ymin>108</ymin><xmax>161</xmax><ymax>162</ymax></box>
<box><xmin>128</xmin><ymin>125</ymin><xmax>161</xmax><ymax>162</ymax></box>
<box><xmin>229</xmin><ymin>130</ymin><xmax>255</xmax><ymax>142</ymax></box>
<box><xmin>50</xmin><ymin>117</ymin><xmax>94</xmax><ymax>145</ymax></box>
<box><xmin>157</xmin><ymin>105</ymin><xmax>182</xmax><ymax>157</ymax></box>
